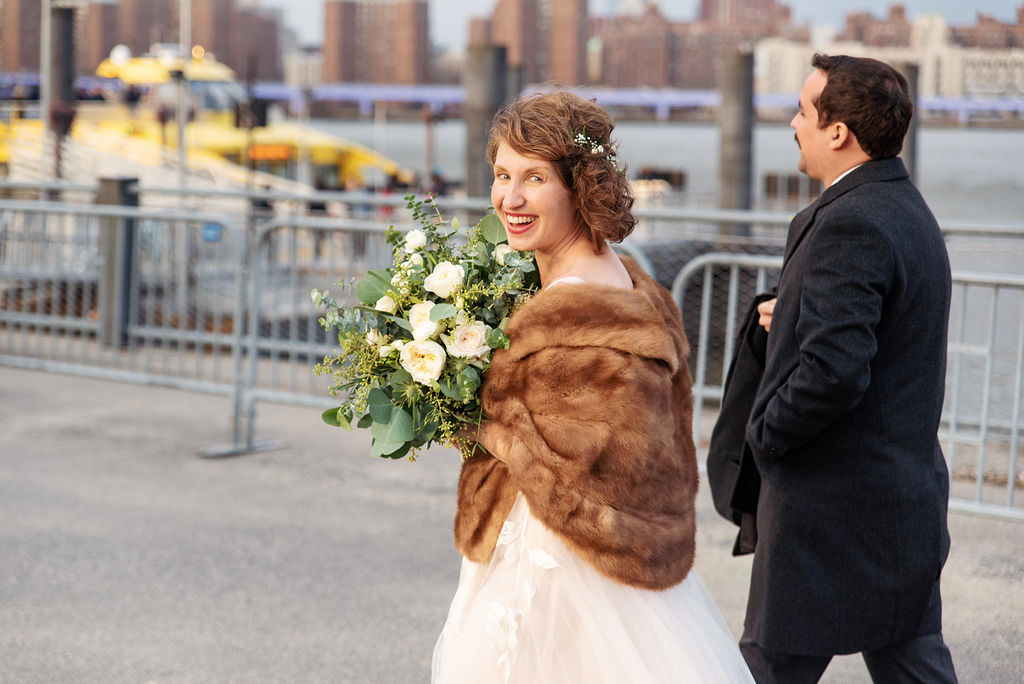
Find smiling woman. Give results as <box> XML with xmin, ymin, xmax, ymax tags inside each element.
<box><xmin>431</xmin><ymin>89</ymin><xmax>755</xmax><ymax>684</ymax></box>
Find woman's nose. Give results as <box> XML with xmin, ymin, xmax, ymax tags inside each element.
<box><xmin>505</xmin><ymin>181</ymin><xmax>524</xmax><ymax>207</ymax></box>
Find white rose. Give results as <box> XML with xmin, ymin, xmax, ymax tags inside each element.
<box><xmin>408</xmin><ymin>302</ymin><xmax>439</xmax><ymax>340</ymax></box>
<box><xmin>424</xmin><ymin>261</ymin><xmax>465</xmax><ymax>299</ymax></box>
<box><xmin>443</xmin><ymin>321</ymin><xmax>492</xmax><ymax>359</ymax></box>
<box><xmin>404</xmin><ymin>229</ymin><xmax>427</xmax><ymax>251</ymax></box>
<box><xmin>494</xmin><ymin>243</ymin><xmax>514</xmax><ymax>266</ymax></box>
<box><xmin>409</xmin><ymin>253</ymin><xmax>424</xmax><ymax>266</ymax></box>
<box><xmin>408</xmin><ymin>301</ymin><xmax>435</xmax><ymax>329</ymax></box>
<box><xmin>413</xmin><ymin>321</ymin><xmax>438</xmax><ymax>341</ymax></box>
<box><xmin>365</xmin><ymin>329</ymin><xmax>380</xmax><ymax>345</ymax></box>
<box><xmin>374</xmin><ymin>295</ymin><xmax>397</xmax><ymax>314</ymax></box>
<box><xmin>400</xmin><ymin>340</ymin><xmax>447</xmax><ymax>385</ymax></box>
<box><xmin>391</xmin><ymin>339</ymin><xmax>405</xmax><ymax>352</ymax></box>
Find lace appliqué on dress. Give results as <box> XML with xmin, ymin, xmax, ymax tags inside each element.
<box><xmin>489</xmin><ymin>514</ymin><xmax>561</xmax><ymax>682</ymax></box>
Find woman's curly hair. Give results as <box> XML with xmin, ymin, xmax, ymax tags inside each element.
<box><xmin>485</xmin><ymin>89</ymin><xmax>636</xmax><ymax>252</ymax></box>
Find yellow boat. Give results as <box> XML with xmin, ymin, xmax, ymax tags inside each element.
<box><xmin>2</xmin><ymin>44</ymin><xmax>412</xmax><ymax>190</ymax></box>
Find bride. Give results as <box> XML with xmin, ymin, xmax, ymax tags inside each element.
<box><xmin>432</xmin><ymin>89</ymin><xmax>753</xmax><ymax>683</ymax></box>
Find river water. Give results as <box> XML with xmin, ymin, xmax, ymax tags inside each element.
<box><xmin>313</xmin><ymin>118</ymin><xmax>1024</xmax><ymax>226</ymax></box>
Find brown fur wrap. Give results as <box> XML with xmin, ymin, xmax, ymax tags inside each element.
<box><xmin>454</xmin><ymin>257</ymin><xmax>699</xmax><ymax>590</ymax></box>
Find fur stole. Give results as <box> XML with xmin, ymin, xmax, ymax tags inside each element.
<box><xmin>454</xmin><ymin>257</ymin><xmax>699</xmax><ymax>590</ymax></box>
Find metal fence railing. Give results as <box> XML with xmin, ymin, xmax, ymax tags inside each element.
<box><xmin>672</xmin><ymin>253</ymin><xmax>1024</xmax><ymax>522</ymax></box>
<box><xmin>1</xmin><ymin>184</ymin><xmax>1022</xmax><ymax>520</ymax></box>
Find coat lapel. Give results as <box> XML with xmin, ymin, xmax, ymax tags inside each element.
<box><xmin>781</xmin><ymin>158</ymin><xmax>910</xmax><ymax>270</ymax></box>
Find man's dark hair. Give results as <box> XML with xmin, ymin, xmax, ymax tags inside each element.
<box><xmin>810</xmin><ymin>53</ymin><xmax>913</xmax><ymax>160</ymax></box>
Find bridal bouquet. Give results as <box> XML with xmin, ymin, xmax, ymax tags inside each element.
<box><xmin>312</xmin><ymin>194</ymin><xmax>539</xmax><ymax>460</ymax></box>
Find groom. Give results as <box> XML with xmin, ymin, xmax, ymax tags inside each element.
<box><xmin>740</xmin><ymin>54</ymin><xmax>958</xmax><ymax>682</ymax></box>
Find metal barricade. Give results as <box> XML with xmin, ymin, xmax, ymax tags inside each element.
<box><xmin>232</xmin><ymin>215</ymin><xmax>408</xmax><ymax>454</ymax></box>
<box><xmin>2</xmin><ymin>184</ymin><xmax>1022</xmax><ymax>521</ymax></box>
<box><xmin>0</xmin><ymin>199</ymin><xmax>248</xmax><ymax>441</ymax></box>
<box><xmin>674</xmin><ymin>252</ymin><xmax>1024</xmax><ymax>522</ymax></box>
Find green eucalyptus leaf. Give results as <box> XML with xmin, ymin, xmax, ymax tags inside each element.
<box><xmin>486</xmin><ymin>327</ymin><xmax>509</xmax><ymax>349</ymax></box>
<box><xmin>354</xmin><ymin>270</ymin><xmax>394</xmax><ymax>305</ymax></box>
<box><xmin>429</xmin><ymin>303</ymin><xmax>458</xmax><ymax>322</ymax></box>
<box><xmin>390</xmin><ymin>368</ymin><xmax>413</xmax><ymax>386</ymax></box>
<box><xmin>416</xmin><ymin>420</ymin><xmax>439</xmax><ymax>443</ymax></box>
<box><xmin>368</xmin><ymin>387</ymin><xmax>393</xmax><ymax>424</ymax></box>
<box><xmin>384</xmin><ymin>442</ymin><xmax>412</xmax><ymax>460</ymax></box>
<box><xmin>321</xmin><ymin>406</ymin><xmax>352</xmax><ymax>430</ymax></box>
<box><xmin>356</xmin><ymin>413</ymin><xmax>375</xmax><ymax>429</ymax></box>
<box><xmin>438</xmin><ymin>378</ymin><xmax>461</xmax><ymax>400</ymax></box>
<box><xmin>378</xmin><ymin>312</ymin><xmax>413</xmax><ymax>332</ymax></box>
<box><xmin>450</xmin><ymin>216</ymin><xmax>461</xmax><ymax>232</ymax></box>
<box><xmin>478</xmin><ymin>213</ymin><xmax>507</xmax><ymax>244</ymax></box>
<box><xmin>371</xmin><ymin>408</ymin><xmax>415</xmax><ymax>444</ymax></box>
<box><xmin>370</xmin><ymin>437</ymin><xmax>405</xmax><ymax>459</ymax></box>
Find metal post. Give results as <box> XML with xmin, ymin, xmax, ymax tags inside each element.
<box><xmin>464</xmin><ymin>45</ymin><xmax>508</xmax><ymax>199</ymax></box>
<box><xmin>718</xmin><ymin>50</ymin><xmax>754</xmax><ymax>237</ymax></box>
<box><xmin>896</xmin><ymin>61</ymin><xmax>920</xmax><ymax>186</ymax></box>
<box><xmin>97</xmin><ymin>178</ymin><xmax>139</xmax><ymax>347</ymax></box>
<box><xmin>40</xmin><ymin>1</ymin><xmax>52</xmax><ymax>178</ymax></box>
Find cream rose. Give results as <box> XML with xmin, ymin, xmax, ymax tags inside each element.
<box><xmin>404</xmin><ymin>229</ymin><xmax>427</xmax><ymax>251</ymax></box>
<box><xmin>494</xmin><ymin>243</ymin><xmax>514</xmax><ymax>266</ymax></box>
<box><xmin>408</xmin><ymin>301</ymin><xmax>438</xmax><ymax>340</ymax></box>
<box><xmin>374</xmin><ymin>295</ymin><xmax>398</xmax><ymax>314</ymax></box>
<box><xmin>408</xmin><ymin>301</ymin><xmax>434</xmax><ymax>329</ymax></box>
<box><xmin>443</xmin><ymin>320</ymin><xmax>492</xmax><ymax>359</ymax></box>
<box><xmin>400</xmin><ymin>339</ymin><xmax>447</xmax><ymax>385</ymax></box>
<box><xmin>424</xmin><ymin>261</ymin><xmax>465</xmax><ymax>299</ymax></box>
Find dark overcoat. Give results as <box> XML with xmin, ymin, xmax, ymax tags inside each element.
<box><xmin>744</xmin><ymin>158</ymin><xmax>953</xmax><ymax>656</ymax></box>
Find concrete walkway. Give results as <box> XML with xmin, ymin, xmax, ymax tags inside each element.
<box><xmin>1</xmin><ymin>365</ymin><xmax>1021</xmax><ymax>683</ymax></box>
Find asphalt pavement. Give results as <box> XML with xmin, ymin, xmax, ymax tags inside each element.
<box><xmin>1</xmin><ymin>365</ymin><xmax>1021</xmax><ymax>683</ymax></box>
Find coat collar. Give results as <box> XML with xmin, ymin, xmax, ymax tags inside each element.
<box><xmin>783</xmin><ymin>157</ymin><xmax>909</xmax><ymax>266</ymax></box>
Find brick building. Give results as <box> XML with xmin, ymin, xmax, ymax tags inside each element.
<box><xmin>2</xmin><ymin>0</ymin><xmax>43</xmax><ymax>72</ymax></box>
<box><xmin>546</xmin><ymin>0</ymin><xmax>589</xmax><ymax>85</ymax></box>
<box><xmin>837</xmin><ymin>3</ymin><xmax>913</xmax><ymax>47</ymax></box>
<box><xmin>80</xmin><ymin>2</ymin><xmax>121</xmax><ymax>75</ymax></box>
<box><xmin>596</xmin><ymin>0</ymin><xmax>807</xmax><ymax>89</ymax></box>
<box><xmin>322</xmin><ymin>0</ymin><xmax>429</xmax><ymax>84</ymax></box>
<box><xmin>951</xmin><ymin>5</ymin><xmax>1024</xmax><ymax>49</ymax></box>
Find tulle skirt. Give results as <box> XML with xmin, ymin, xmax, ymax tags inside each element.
<box><xmin>432</xmin><ymin>494</ymin><xmax>754</xmax><ymax>683</ymax></box>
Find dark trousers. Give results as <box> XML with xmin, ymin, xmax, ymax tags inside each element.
<box><xmin>740</xmin><ymin>631</ymin><xmax>958</xmax><ymax>684</ymax></box>
<box><xmin>740</xmin><ymin>583</ymin><xmax>958</xmax><ymax>684</ymax></box>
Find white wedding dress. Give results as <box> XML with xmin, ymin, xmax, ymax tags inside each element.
<box><xmin>432</xmin><ymin>494</ymin><xmax>754</xmax><ymax>683</ymax></box>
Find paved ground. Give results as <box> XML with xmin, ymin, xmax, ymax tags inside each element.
<box><xmin>2</xmin><ymin>365</ymin><xmax>1022</xmax><ymax>683</ymax></box>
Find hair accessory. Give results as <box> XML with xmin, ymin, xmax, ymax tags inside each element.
<box><xmin>572</xmin><ymin>129</ymin><xmax>625</xmax><ymax>175</ymax></box>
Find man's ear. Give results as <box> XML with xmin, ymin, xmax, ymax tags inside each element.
<box><xmin>830</xmin><ymin>122</ymin><xmax>853</xmax><ymax>150</ymax></box>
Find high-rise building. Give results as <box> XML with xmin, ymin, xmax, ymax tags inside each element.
<box><xmin>2</xmin><ymin>0</ymin><xmax>43</xmax><ymax>72</ymax></box>
<box><xmin>546</xmin><ymin>0</ymin><xmax>588</xmax><ymax>84</ymax></box>
<box><xmin>233</xmin><ymin>5</ymin><xmax>284</xmax><ymax>80</ymax></box>
<box><xmin>192</xmin><ymin>0</ymin><xmax>234</xmax><ymax>69</ymax></box>
<box><xmin>323</xmin><ymin>1</ymin><xmax>358</xmax><ymax>82</ymax></box>
<box><xmin>699</xmin><ymin>0</ymin><xmax>779</xmax><ymax>27</ymax></box>
<box><xmin>80</xmin><ymin>1</ymin><xmax>121</xmax><ymax>73</ymax></box>
<box><xmin>322</xmin><ymin>0</ymin><xmax>429</xmax><ymax>84</ymax></box>
<box><xmin>487</xmin><ymin>0</ymin><xmax>541</xmax><ymax>86</ymax></box>
<box><xmin>117</xmin><ymin>0</ymin><xmax>177</xmax><ymax>58</ymax></box>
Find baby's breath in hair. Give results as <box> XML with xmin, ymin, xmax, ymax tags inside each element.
<box><xmin>572</xmin><ymin>128</ymin><xmax>624</xmax><ymax>175</ymax></box>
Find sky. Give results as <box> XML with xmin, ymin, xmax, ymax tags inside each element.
<box><xmin>261</xmin><ymin>0</ymin><xmax>1021</xmax><ymax>48</ymax></box>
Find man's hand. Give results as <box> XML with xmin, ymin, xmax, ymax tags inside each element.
<box><xmin>758</xmin><ymin>298</ymin><xmax>777</xmax><ymax>333</ymax></box>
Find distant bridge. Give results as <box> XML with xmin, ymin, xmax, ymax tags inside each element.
<box><xmin>3</xmin><ymin>73</ymin><xmax>1022</xmax><ymax>123</ymax></box>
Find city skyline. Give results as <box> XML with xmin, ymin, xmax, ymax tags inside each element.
<box><xmin>263</xmin><ymin>0</ymin><xmax>1021</xmax><ymax>47</ymax></box>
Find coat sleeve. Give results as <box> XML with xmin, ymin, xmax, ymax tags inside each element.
<box><xmin>748</xmin><ymin>214</ymin><xmax>893</xmax><ymax>460</ymax></box>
